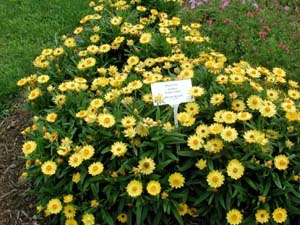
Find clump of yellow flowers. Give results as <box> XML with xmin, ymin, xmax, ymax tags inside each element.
<box><xmin>18</xmin><ymin>0</ymin><xmax>300</xmax><ymax>224</ymax></box>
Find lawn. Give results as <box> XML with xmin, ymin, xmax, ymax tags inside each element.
<box><xmin>0</xmin><ymin>0</ymin><xmax>90</xmax><ymax>118</ymax></box>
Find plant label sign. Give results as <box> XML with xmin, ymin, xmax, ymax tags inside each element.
<box><xmin>150</xmin><ymin>79</ymin><xmax>194</xmax><ymax>106</ymax></box>
<box><xmin>151</xmin><ymin>79</ymin><xmax>194</xmax><ymax>127</ymax></box>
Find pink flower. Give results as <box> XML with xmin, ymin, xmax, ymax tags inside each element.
<box><xmin>278</xmin><ymin>42</ymin><xmax>286</xmax><ymax>49</ymax></box>
<box><xmin>247</xmin><ymin>12</ymin><xmax>254</xmax><ymax>17</ymax></box>
<box><xmin>262</xmin><ymin>25</ymin><xmax>271</xmax><ymax>32</ymax></box>
<box><xmin>259</xmin><ymin>31</ymin><xmax>267</xmax><ymax>40</ymax></box>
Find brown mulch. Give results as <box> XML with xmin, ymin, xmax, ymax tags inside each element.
<box><xmin>0</xmin><ymin>98</ymin><xmax>39</xmax><ymax>225</ymax></box>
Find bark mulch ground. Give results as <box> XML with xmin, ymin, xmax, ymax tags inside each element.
<box><xmin>0</xmin><ymin>98</ymin><xmax>39</xmax><ymax>225</ymax></box>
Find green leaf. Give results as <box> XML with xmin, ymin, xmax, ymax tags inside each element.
<box><xmin>194</xmin><ymin>192</ymin><xmax>210</xmax><ymax>206</ymax></box>
<box><xmin>272</xmin><ymin>173</ymin><xmax>282</xmax><ymax>189</ymax></box>
<box><xmin>136</xmin><ymin>205</ymin><xmax>142</xmax><ymax>225</ymax></box>
<box><xmin>245</xmin><ymin>177</ymin><xmax>258</xmax><ymax>191</ymax></box>
<box><xmin>171</xmin><ymin>206</ymin><xmax>184</xmax><ymax>225</ymax></box>
<box><xmin>153</xmin><ymin>209</ymin><xmax>162</xmax><ymax>225</ymax></box>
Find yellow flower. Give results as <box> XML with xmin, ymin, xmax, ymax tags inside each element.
<box><xmin>188</xmin><ymin>86</ymin><xmax>205</xmax><ymax>97</ymax></box>
<box><xmin>237</xmin><ymin>112</ymin><xmax>252</xmax><ymax>121</ymax></box>
<box><xmin>37</xmin><ymin>74</ymin><xmax>50</xmax><ymax>84</ymax></box>
<box><xmin>117</xmin><ymin>213</ymin><xmax>128</xmax><ymax>223</ymax></box>
<box><xmin>273</xmin><ymin>67</ymin><xmax>286</xmax><ymax>77</ymax></box>
<box><xmin>80</xmin><ymin>145</ymin><xmax>95</xmax><ymax>160</ymax></box>
<box><xmin>46</xmin><ymin>112</ymin><xmax>58</xmax><ymax>123</ymax></box>
<box><xmin>64</xmin><ymin>37</ymin><xmax>76</xmax><ymax>48</ymax></box>
<box><xmin>187</xmin><ymin>134</ymin><xmax>203</xmax><ymax>151</ymax></box>
<box><xmin>41</xmin><ymin>161</ymin><xmax>57</xmax><ymax>176</ymax></box>
<box><xmin>139</xmin><ymin>33</ymin><xmax>152</xmax><ymax>44</ymax></box>
<box><xmin>226</xmin><ymin>209</ymin><xmax>243</xmax><ymax>225</ymax></box>
<box><xmin>247</xmin><ymin>95</ymin><xmax>263</xmax><ymax>110</ymax></box>
<box><xmin>99</xmin><ymin>44</ymin><xmax>111</xmax><ymax>53</ymax></box>
<box><xmin>259</xmin><ymin>101</ymin><xmax>277</xmax><ymax>118</ymax></box>
<box><xmin>72</xmin><ymin>172</ymin><xmax>81</xmax><ymax>183</ymax></box>
<box><xmin>204</xmin><ymin>138</ymin><xmax>224</xmax><ymax>153</ymax></box>
<box><xmin>28</xmin><ymin>88</ymin><xmax>42</xmax><ymax>100</ymax></box>
<box><xmin>22</xmin><ymin>141</ymin><xmax>37</xmax><ymax>156</ymax></box>
<box><xmin>138</xmin><ymin>157</ymin><xmax>156</xmax><ymax>175</ymax></box>
<box><xmin>209</xmin><ymin>123</ymin><xmax>224</xmax><ymax>134</ymax></box>
<box><xmin>110</xmin><ymin>16</ymin><xmax>122</xmax><ymax>26</ymax></box>
<box><xmin>274</xmin><ymin>155</ymin><xmax>289</xmax><ymax>170</ymax></box>
<box><xmin>47</xmin><ymin>198</ymin><xmax>62</xmax><ymax>215</ymax></box>
<box><xmin>195</xmin><ymin>159</ymin><xmax>207</xmax><ymax>170</ymax></box>
<box><xmin>177</xmin><ymin>112</ymin><xmax>195</xmax><ymax>127</ymax></box>
<box><xmin>88</xmin><ymin>162</ymin><xmax>104</xmax><ymax>176</ymax></box>
<box><xmin>69</xmin><ymin>153</ymin><xmax>83</xmax><ymax>168</ymax></box>
<box><xmin>63</xmin><ymin>194</ymin><xmax>73</xmax><ymax>203</ymax></box>
<box><xmin>53</xmin><ymin>47</ymin><xmax>64</xmax><ymax>56</ymax></box>
<box><xmin>168</xmin><ymin>172</ymin><xmax>185</xmax><ymax>189</ymax></box>
<box><xmin>222</xmin><ymin>111</ymin><xmax>237</xmax><ymax>124</ymax></box>
<box><xmin>210</xmin><ymin>93</ymin><xmax>225</xmax><ymax>106</ymax></box>
<box><xmin>207</xmin><ymin>170</ymin><xmax>224</xmax><ymax>188</ymax></box>
<box><xmin>126</xmin><ymin>180</ymin><xmax>143</xmax><ymax>198</ymax></box>
<box><xmin>121</xmin><ymin>115</ymin><xmax>137</xmax><ymax>128</ymax></box>
<box><xmin>65</xmin><ymin>219</ymin><xmax>78</xmax><ymax>225</ymax></box>
<box><xmin>64</xmin><ymin>205</ymin><xmax>77</xmax><ymax>219</ymax></box>
<box><xmin>195</xmin><ymin>124</ymin><xmax>210</xmax><ymax>138</ymax></box>
<box><xmin>127</xmin><ymin>56</ymin><xmax>140</xmax><ymax>65</ymax></box>
<box><xmin>177</xmin><ymin>203</ymin><xmax>188</xmax><ymax>216</ymax></box>
<box><xmin>221</xmin><ymin>126</ymin><xmax>238</xmax><ymax>142</ymax></box>
<box><xmin>255</xmin><ymin>209</ymin><xmax>270</xmax><ymax>224</ymax></box>
<box><xmin>146</xmin><ymin>180</ymin><xmax>161</xmax><ymax>196</ymax></box>
<box><xmin>226</xmin><ymin>159</ymin><xmax>245</xmax><ymax>180</ymax></box>
<box><xmin>17</xmin><ymin>78</ymin><xmax>27</xmax><ymax>86</ymax></box>
<box><xmin>179</xmin><ymin>69</ymin><xmax>194</xmax><ymax>79</ymax></box>
<box><xmin>272</xmin><ymin>208</ymin><xmax>287</xmax><ymax>223</ymax></box>
<box><xmin>82</xmin><ymin>213</ymin><xmax>95</xmax><ymax>225</ymax></box>
<box><xmin>97</xmin><ymin>113</ymin><xmax>116</xmax><ymax>128</ymax></box>
<box><xmin>111</xmin><ymin>141</ymin><xmax>128</xmax><ymax>157</ymax></box>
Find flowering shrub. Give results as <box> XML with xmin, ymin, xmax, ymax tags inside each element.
<box><xmin>18</xmin><ymin>0</ymin><xmax>300</xmax><ymax>224</ymax></box>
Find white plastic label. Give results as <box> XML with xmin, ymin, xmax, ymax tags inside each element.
<box><xmin>150</xmin><ymin>79</ymin><xmax>194</xmax><ymax>106</ymax></box>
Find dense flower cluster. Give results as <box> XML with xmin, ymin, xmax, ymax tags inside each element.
<box><xmin>18</xmin><ymin>0</ymin><xmax>300</xmax><ymax>224</ymax></box>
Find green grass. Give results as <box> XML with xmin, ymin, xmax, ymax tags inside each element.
<box><xmin>0</xmin><ymin>0</ymin><xmax>90</xmax><ymax>117</ymax></box>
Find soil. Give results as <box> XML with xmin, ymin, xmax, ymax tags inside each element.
<box><xmin>0</xmin><ymin>98</ymin><xmax>39</xmax><ymax>225</ymax></box>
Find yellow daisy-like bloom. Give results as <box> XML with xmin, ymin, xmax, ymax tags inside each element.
<box><xmin>247</xmin><ymin>95</ymin><xmax>263</xmax><ymax>110</ymax></box>
<box><xmin>195</xmin><ymin>159</ymin><xmax>207</xmax><ymax>170</ymax></box>
<box><xmin>255</xmin><ymin>209</ymin><xmax>270</xmax><ymax>224</ymax></box>
<box><xmin>28</xmin><ymin>88</ymin><xmax>42</xmax><ymax>100</ymax></box>
<box><xmin>88</xmin><ymin>162</ymin><xmax>104</xmax><ymax>176</ymax></box>
<box><xmin>288</xmin><ymin>89</ymin><xmax>300</xmax><ymax>100</ymax></box>
<box><xmin>221</xmin><ymin>127</ymin><xmax>238</xmax><ymax>142</ymax></box>
<box><xmin>111</xmin><ymin>141</ymin><xmax>128</xmax><ymax>157</ymax></box>
<box><xmin>187</xmin><ymin>134</ymin><xmax>204</xmax><ymax>151</ymax></box>
<box><xmin>126</xmin><ymin>180</ymin><xmax>143</xmax><ymax>198</ymax></box>
<box><xmin>127</xmin><ymin>56</ymin><xmax>139</xmax><ymax>65</ymax></box>
<box><xmin>226</xmin><ymin>159</ymin><xmax>245</xmax><ymax>180</ymax></box>
<box><xmin>68</xmin><ymin>153</ymin><xmax>83</xmax><ymax>168</ymax></box>
<box><xmin>65</xmin><ymin>219</ymin><xmax>78</xmax><ymax>225</ymax></box>
<box><xmin>207</xmin><ymin>170</ymin><xmax>225</xmax><ymax>188</ymax></box>
<box><xmin>274</xmin><ymin>155</ymin><xmax>289</xmax><ymax>170</ymax></box>
<box><xmin>195</xmin><ymin>124</ymin><xmax>210</xmax><ymax>138</ymax></box>
<box><xmin>63</xmin><ymin>205</ymin><xmax>77</xmax><ymax>219</ymax></box>
<box><xmin>22</xmin><ymin>140</ymin><xmax>37</xmax><ymax>156</ymax></box>
<box><xmin>90</xmin><ymin>98</ymin><xmax>104</xmax><ymax>109</ymax></box>
<box><xmin>210</xmin><ymin>93</ymin><xmax>225</xmax><ymax>106</ymax></box>
<box><xmin>80</xmin><ymin>145</ymin><xmax>95</xmax><ymax>160</ymax></box>
<box><xmin>41</xmin><ymin>160</ymin><xmax>57</xmax><ymax>176</ymax></box>
<box><xmin>72</xmin><ymin>172</ymin><xmax>81</xmax><ymax>183</ymax></box>
<box><xmin>117</xmin><ymin>213</ymin><xmax>128</xmax><ymax>223</ymax></box>
<box><xmin>121</xmin><ymin>115</ymin><xmax>137</xmax><ymax>128</ymax></box>
<box><xmin>179</xmin><ymin>68</ymin><xmax>194</xmax><ymax>79</ymax></box>
<box><xmin>146</xmin><ymin>180</ymin><xmax>161</xmax><ymax>196</ymax></box>
<box><xmin>185</xmin><ymin>102</ymin><xmax>200</xmax><ymax>116</ymax></box>
<box><xmin>237</xmin><ymin>112</ymin><xmax>252</xmax><ymax>121</ymax></box>
<box><xmin>273</xmin><ymin>67</ymin><xmax>286</xmax><ymax>77</ymax></box>
<box><xmin>168</xmin><ymin>172</ymin><xmax>185</xmax><ymax>189</ymax></box>
<box><xmin>272</xmin><ymin>208</ymin><xmax>287</xmax><ymax>223</ymax></box>
<box><xmin>97</xmin><ymin>113</ymin><xmax>116</xmax><ymax>128</ymax></box>
<box><xmin>46</xmin><ymin>112</ymin><xmax>58</xmax><ymax>123</ymax></box>
<box><xmin>177</xmin><ymin>203</ymin><xmax>189</xmax><ymax>216</ymax></box>
<box><xmin>17</xmin><ymin>78</ymin><xmax>27</xmax><ymax>86</ymax></box>
<box><xmin>138</xmin><ymin>157</ymin><xmax>156</xmax><ymax>175</ymax></box>
<box><xmin>99</xmin><ymin>44</ymin><xmax>111</xmax><ymax>53</ymax></box>
<box><xmin>63</xmin><ymin>194</ymin><xmax>73</xmax><ymax>203</ymax></box>
<box><xmin>110</xmin><ymin>16</ymin><xmax>122</xmax><ymax>26</ymax></box>
<box><xmin>222</xmin><ymin>111</ymin><xmax>237</xmax><ymax>124</ymax></box>
<box><xmin>209</xmin><ymin>123</ymin><xmax>224</xmax><ymax>134</ymax></box>
<box><xmin>37</xmin><ymin>74</ymin><xmax>50</xmax><ymax>84</ymax></box>
<box><xmin>47</xmin><ymin>198</ymin><xmax>62</xmax><ymax>215</ymax></box>
<box><xmin>226</xmin><ymin>209</ymin><xmax>243</xmax><ymax>225</ymax></box>
<box><xmin>204</xmin><ymin>138</ymin><xmax>224</xmax><ymax>154</ymax></box>
<box><xmin>177</xmin><ymin>112</ymin><xmax>195</xmax><ymax>127</ymax></box>
<box><xmin>140</xmin><ymin>33</ymin><xmax>152</xmax><ymax>44</ymax></box>
<box><xmin>82</xmin><ymin>213</ymin><xmax>95</xmax><ymax>225</ymax></box>
<box><xmin>188</xmin><ymin>86</ymin><xmax>205</xmax><ymax>97</ymax></box>
<box><xmin>231</xmin><ymin>99</ymin><xmax>246</xmax><ymax>112</ymax></box>
<box><xmin>64</xmin><ymin>37</ymin><xmax>76</xmax><ymax>48</ymax></box>
<box><xmin>259</xmin><ymin>101</ymin><xmax>277</xmax><ymax>118</ymax></box>
<box><xmin>53</xmin><ymin>47</ymin><xmax>64</xmax><ymax>56</ymax></box>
